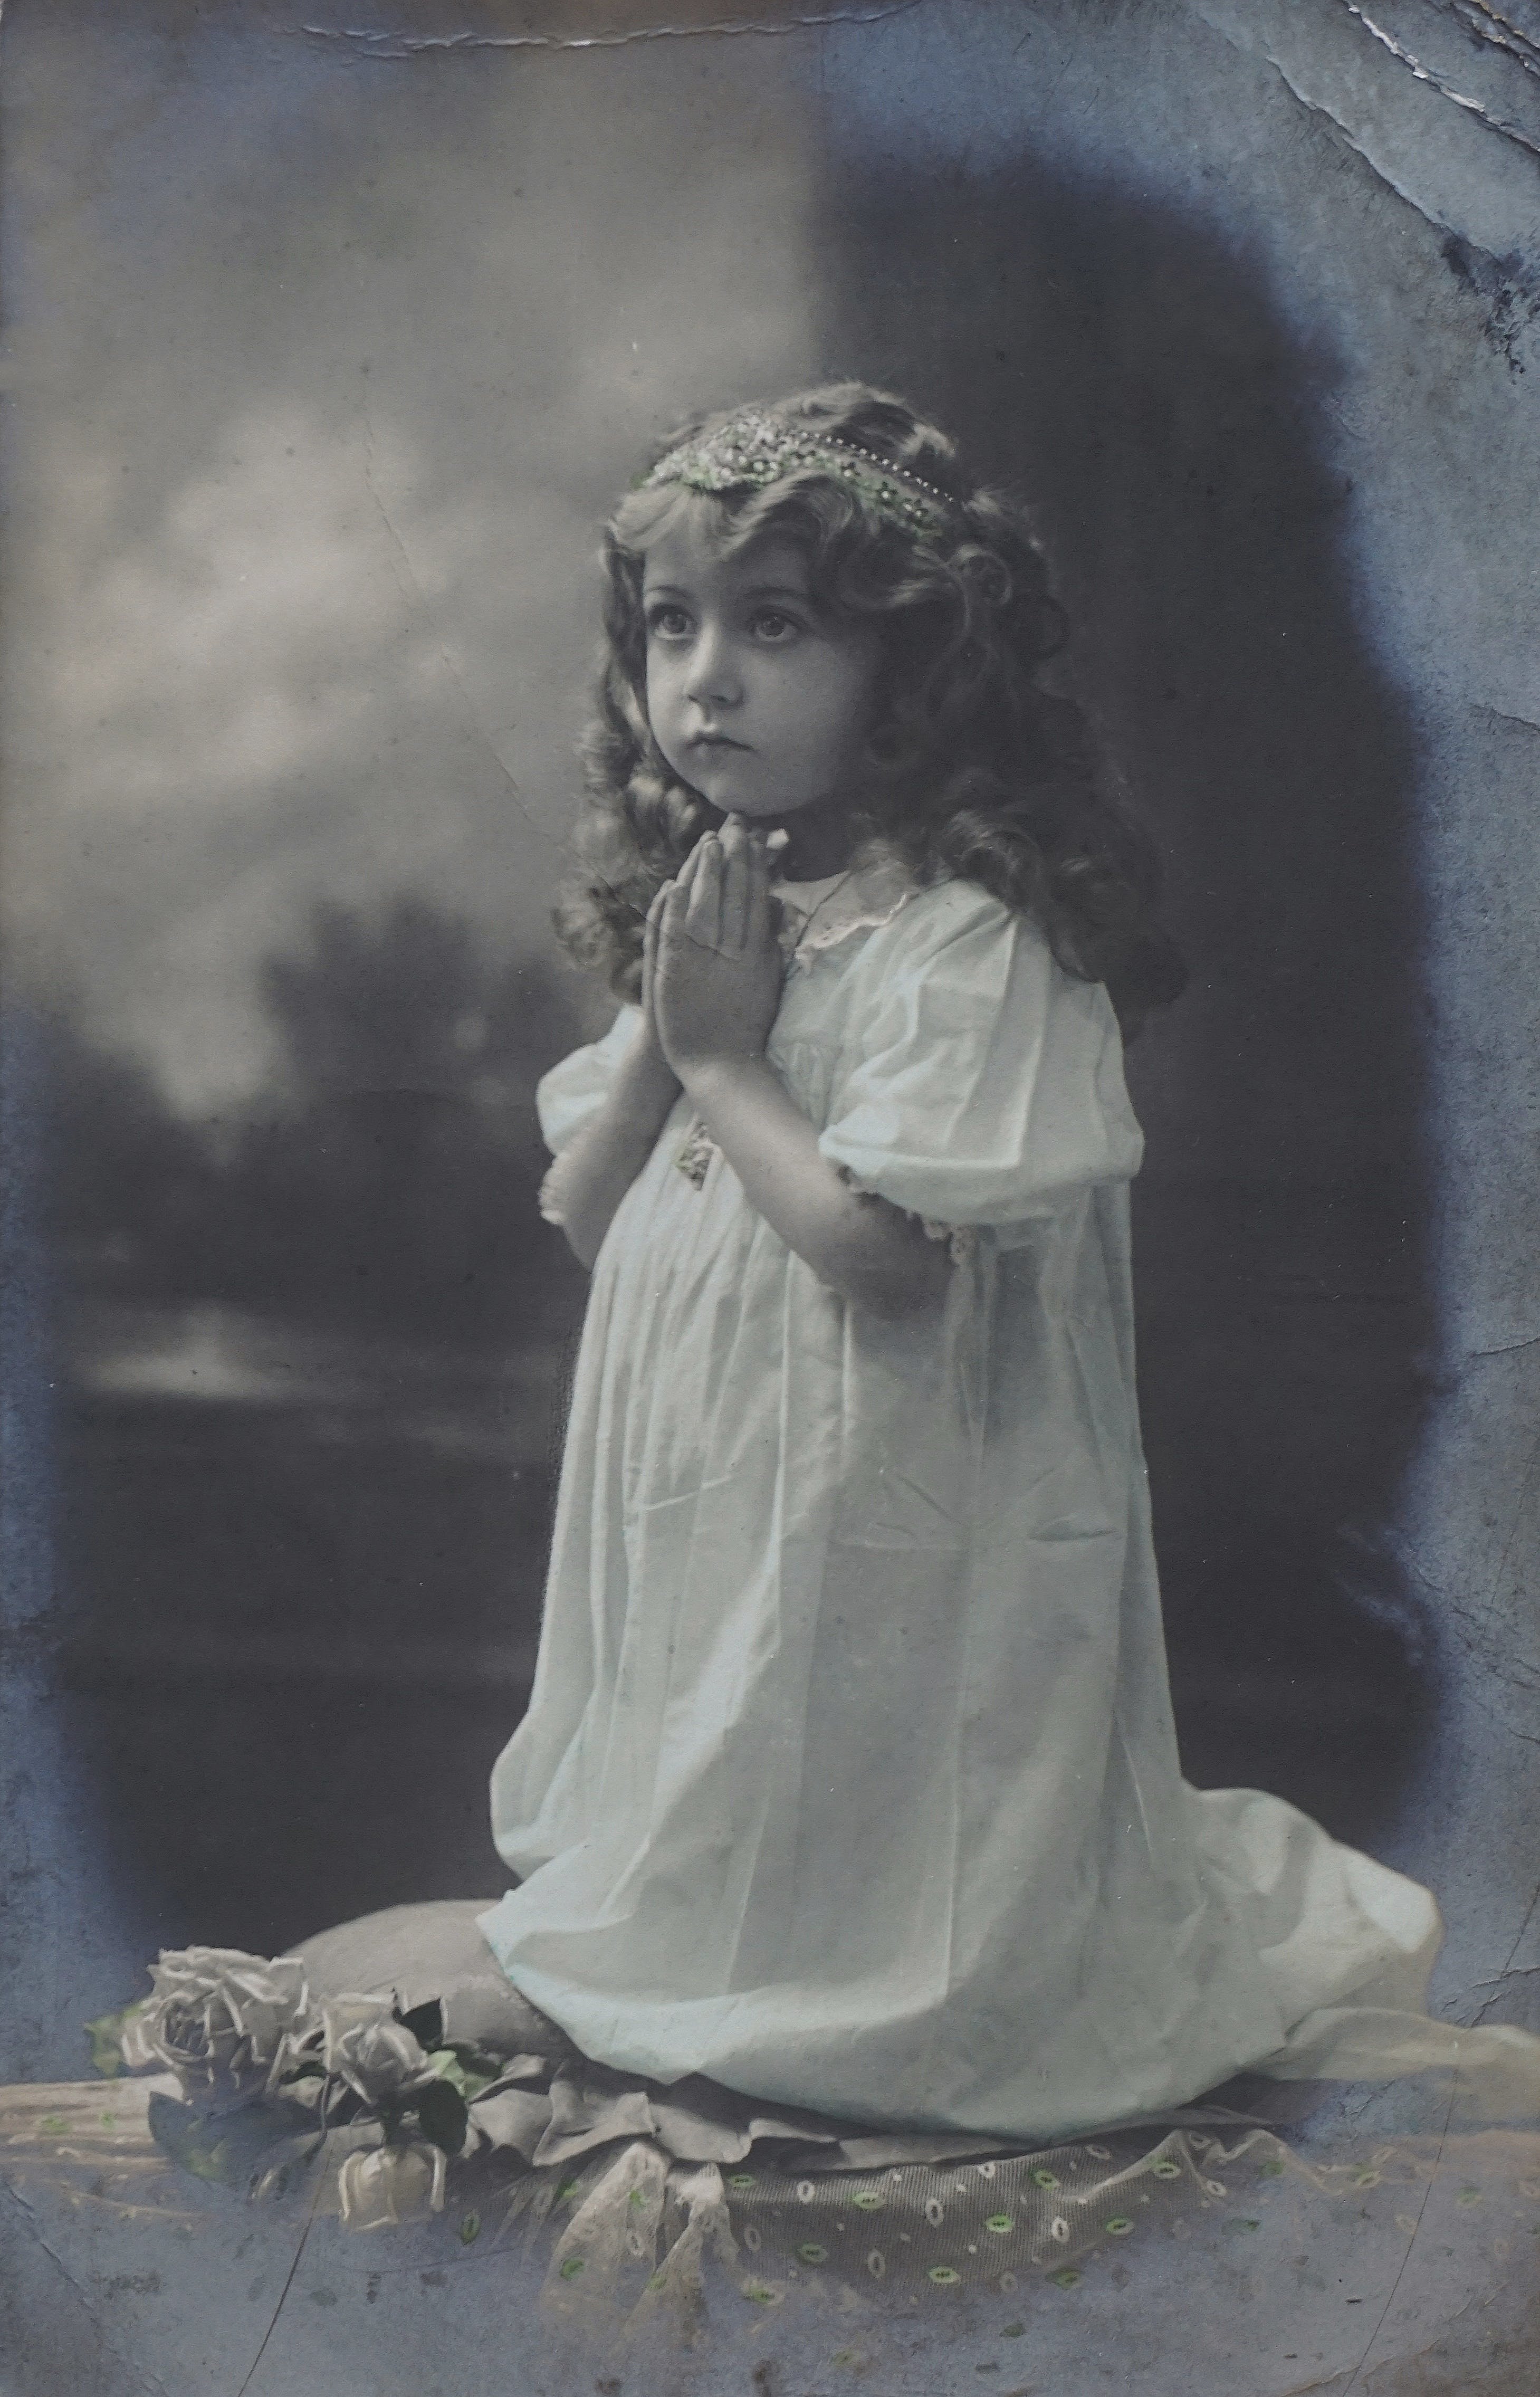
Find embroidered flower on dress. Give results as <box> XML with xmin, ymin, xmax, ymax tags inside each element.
<box><xmin>674</xmin><ymin>1118</ymin><xmax>717</xmax><ymax>1188</ymax></box>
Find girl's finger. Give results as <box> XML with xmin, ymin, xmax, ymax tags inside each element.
<box><xmin>644</xmin><ymin>885</ymin><xmax>669</xmax><ymax>973</ymax></box>
<box><xmin>685</xmin><ymin>832</ymin><xmax>723</xmax><ymax>948</ymax></box>
<box><xmin>745</xmin><ymin>825</ymin><xmax>771</xmax><ymax>951</ymax></box>
<box><xmin>671</xmin><ymin>838</ymin><xmax>706</xmax><ymax>915</ymax></box>
<box><xmin>719</xmin><ymin>816</ymin><xmax>750</xmax><ymax>953</ymax></box>
<box><xmin>659</xmin><ymin>874</ymin><xmax>690</xmax><ymax>954</ymax></box>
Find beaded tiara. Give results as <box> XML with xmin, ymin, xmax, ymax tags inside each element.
<box><xmin>640</xmin><ymin>407</ymin><xmax>956</xmax><ymax>538</ymax></box>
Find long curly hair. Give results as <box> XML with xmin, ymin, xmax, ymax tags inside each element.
<box><xmin>555</xmin><ymin>382</ymin><xmax>1186</xmax><ymax>1036</ymax></box>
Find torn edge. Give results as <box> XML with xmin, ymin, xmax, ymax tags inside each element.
<box><xmin>1192</xmin><ymin>1</ymin><xmax>1540</xmax><ymax>329</ymax></box>
<box><xmin>1447</xmin><ymin>0</ymin><xmax>1540</xmax><ymax>83</ymax></box>
<box><xmin>299</xmin><ymin>0</ymin><xmax>926</xmax><ymax>60</ymax></box>
<box><xmin>1471</xmin><ymin>699</ymin><xmax>1540</xmax><ymax>737</ymax></box>
<box><xmin>1345</xmin><ymin>3</ymin><xmax>1540</xmax><ymax>160</ymax></box>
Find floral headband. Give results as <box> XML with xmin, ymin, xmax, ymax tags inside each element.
<box><xmin>640</xmin><ymin>407</ymin><xmax>956</xmax><ymax>539</ymax></box>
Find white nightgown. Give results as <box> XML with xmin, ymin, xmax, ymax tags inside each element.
<box><xmin>479</xmin><ymin>863</ymin><xmax>1539</xmax><ymax>2140</ymax></box>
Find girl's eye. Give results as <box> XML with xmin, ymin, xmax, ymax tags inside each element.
<box><xmin>646</xmin><ymin>605</ymin><xmax>692</xmax><ymax>639</ymax></box>
<box><xmin>752</xmin><ymin>609</ymin><xmax>802</xmax><ymax>641</ymax></box>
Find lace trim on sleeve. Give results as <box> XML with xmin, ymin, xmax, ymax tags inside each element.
<box><xmin>538</xmin><ymin>1166</ymin><xmax>567</xmax><ymax>1227</ymax></box>
<box><xmin>834</xmin><ymin>1163</ymin><xmax>977</xmax><ymax>1266</ymax></box>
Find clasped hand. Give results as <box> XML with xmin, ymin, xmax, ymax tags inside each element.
<box><xmin>646</xmin><ymin>816</ymin><xmax>784</xmax><ymax>1077</ymax></box>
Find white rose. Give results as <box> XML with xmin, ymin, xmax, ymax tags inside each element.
<box><xmin>337</xmin><ymin>2138</ymin><xmax>447</xmax><ymax>2230</ymax></box>
<box><xmin>320</xmin><ymin>1998</ymin><xmax>436</xmax><ymax>2107</ymax></box>
<box><xmin>119</xmin><ymin>1949</ymin><xmax>311</xmax><ymax>2091</ymax></box>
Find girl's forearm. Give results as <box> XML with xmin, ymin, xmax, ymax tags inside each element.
<box><xmin>680</xmin><ymin>1055</ymin><xmax>952</xmax><ymax>1319</ymax></box>
<box><xmin>542</xmin><ymin>1037</ymin><xmax>681</xmax><ymax>1269</ymax></box>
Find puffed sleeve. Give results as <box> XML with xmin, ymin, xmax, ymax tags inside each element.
<box><xmin>535</xmin><ymin>1005</ymin><xmax>644</xmax><ymax>1157</ymax></box>
<box><xmin>817</xmin><ymin>884</ymin><xmax>1143</xmax><ymax>1228</ymax></box>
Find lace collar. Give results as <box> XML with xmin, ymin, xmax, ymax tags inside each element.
<box><xmin>774</xmin><ymin>848</ymin><xmax>917</xmax><ymax>964</ymax></box>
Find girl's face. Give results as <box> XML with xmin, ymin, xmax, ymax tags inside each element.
<box><xmin>642</xmin><ymin>507</ymin><xmax>883</xmax><ymax>826</ymax></box>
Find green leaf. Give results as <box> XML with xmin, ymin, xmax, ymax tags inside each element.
<box><xmin>84</xmin><ymin>2001</ymin><xmax>146</xmax><ymax>2080</ymax></box>
<box><xmin>446</xmin><ymin>2040</ymin><xmax>506</xmax><ymax>2079</ymax></box>
<box><xmin>414</xmin><ymin>2078</ymin><xmax>468</xmax><ymax>2158</ymax></box>
<box><xmin>398</xmin><ymin>1999</ymin><xmax>444</xmax><ymax>2049</ymax></box>
<box><xmin>458</xmin><ymin>2211</ymin><xmax>481</xmax><ymax>2245</ymax></box>
<box><xmin>426</xmin><ymin>2041</ymin><xmax>506</xmax><ymax>2104</ymax></box>
<box><xmin>425</xmin><ymin>2048</ymin><xmax>502</xmax><ymax>2102</ymax></box>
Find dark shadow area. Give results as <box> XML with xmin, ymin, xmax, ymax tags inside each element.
<box><xmin>34</xmin><ymin>902</ymin><xmax>590</xmax><ymax>1954</ymax></box>
<box><xmin>822</xmin><ymin>155</ymin><xmax>1438</xmax><ymax>1846</ymax></box>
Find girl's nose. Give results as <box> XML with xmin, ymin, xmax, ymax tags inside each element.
<box><xmin>684</xmin><ymin>628</ymin><xmax>741</xmax><ymax>710</ymax></box>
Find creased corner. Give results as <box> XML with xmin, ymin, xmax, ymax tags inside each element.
<box><xmin>297</xmin><ymin>1</ymin><xmax>925</xmax><ymax>61</ymax></box>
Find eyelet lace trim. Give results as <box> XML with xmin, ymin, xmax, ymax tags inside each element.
<box><xmin>835</xmin><ymin>1163</ymin><xmax>976</xmax><ymax>1266</ymax></box>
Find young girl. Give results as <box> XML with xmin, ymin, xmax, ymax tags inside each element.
<box><xmin>477</xmin><ymin>386</ymin><xmax>1529</xmax><ymax>2140</ymax></box>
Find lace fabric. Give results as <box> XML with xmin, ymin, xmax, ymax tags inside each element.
<box><xmin>4</xmin><ymin>2040</ymin><xmax>1537</xmax><ymax>2369</ymax></box>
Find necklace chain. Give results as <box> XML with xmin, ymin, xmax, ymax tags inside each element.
<box><xmin>781</xmin><ymin>867</ymin><xmax>857</xmax><ymax>953</ymax></box>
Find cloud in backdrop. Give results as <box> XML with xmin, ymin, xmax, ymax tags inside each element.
<box><xmin>3</xmin><ymin>2</ymin><xmax>822</xmax><ymax>1112</ymax></box>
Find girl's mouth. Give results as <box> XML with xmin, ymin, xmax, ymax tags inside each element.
<box><xmin>690</xmin><ymin>729</ymin><xmax>750</xmax><ymax>752</ymax></box>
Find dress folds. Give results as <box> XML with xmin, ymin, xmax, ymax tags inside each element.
<box><xmin>480</xmin><ymin>868</ymin><xmax>1540</xmax><ymax>2138</ymax></box>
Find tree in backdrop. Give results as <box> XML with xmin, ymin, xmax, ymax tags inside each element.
<box><xmin>43</xmin><ymin>1019</ymin><xmax>223</xmax><ymax>1297</ymax></box>
<box><xmin>48</xmin><ymin>896</ymin><xmax>589</xmax><ymax>1346</ymax></box>
<box><xmin>227</xmin><ymin>897</ymin><xmax>587</xmax><ymax>1341</ymax></box>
